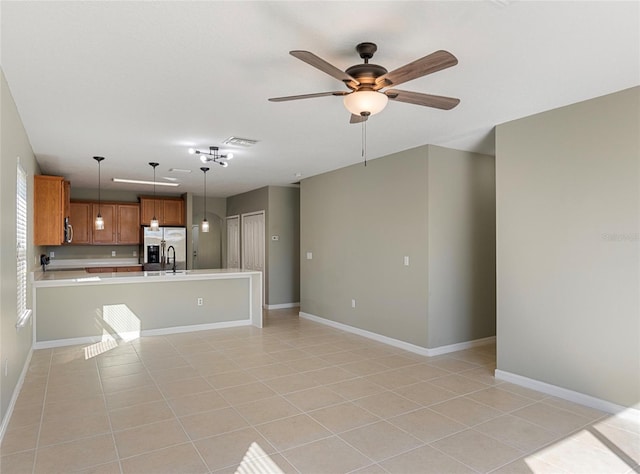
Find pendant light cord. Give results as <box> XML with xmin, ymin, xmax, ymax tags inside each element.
<box><xmin>98</xmin><ymin>159</ymin><xmax>101</xmax><ymax>213</ymax></box>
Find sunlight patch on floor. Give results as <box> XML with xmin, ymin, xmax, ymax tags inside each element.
<box><xmin>526</xmin><ymin>408</ymin><xmax>640</xmax><ymax>473</ymax></box>
<box><xmin>236</xmin><ymin>442</ymin><xmax>284</xmax><ymax>474</ymax></box>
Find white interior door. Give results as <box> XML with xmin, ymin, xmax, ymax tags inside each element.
<box><xmin>226</xmin><ymin>215</ymin><xmax>240</xmax><ymax>269</ymax></box>
<box><xmin>241</xmin><ymin>212</ymin><xmax>265</xmax><ymax>305</ymax></box>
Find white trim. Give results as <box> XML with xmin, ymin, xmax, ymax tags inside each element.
<box><xmin>34</xmin><ymin>319</ymin><xmax>252</xmax><ymax>350</ymax></box>
<box><xmin>0</xmin><ymin>349</ymin><xmax>33</xmax><ymax>442</ymax></box>
<box><xmin>426</xmin><ymin>336</ymin><xmax>496</xmax><ymax>356</ymax></box>
<box><xmin>265</xmin><ymin>302</ymin><xmax>300</xmax><ymax>310</ymax></box>
<box><xmin>495</xmin><ymin>369</ymin><xmax>639</xmax><ymax>416</ymax></box>
<box><xmin>299</xmin><ymin>312</ymin><xmax>494</xmax><ymax>357</ymax></box>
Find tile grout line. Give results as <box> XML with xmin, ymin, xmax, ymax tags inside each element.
<box><xmin>30</xmin><ymin>348</ymin><xmax>53</xmax><ymax>474</ymax></box>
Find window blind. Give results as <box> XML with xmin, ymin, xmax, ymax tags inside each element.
<box><xmin>16</xmin><ymin>160</ymin><xmax>31</xmax><ymax>328</ymax></box>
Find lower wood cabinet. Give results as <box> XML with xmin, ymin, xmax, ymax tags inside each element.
<box><xmin>85</xmin><ymin>267</ymin><xmax>115</xmax><ymax>273</ymax></box>
<box><xmin>116</xmin><ymin>266</ymin><xmax>143</xmax><ymax>272</ymax></box>
<box><xmin>85</xmin><ymin>266</ymin><xmax>142</xmax><ymax>273</ymax></box>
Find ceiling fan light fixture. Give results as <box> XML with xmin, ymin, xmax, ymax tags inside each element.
<box><xmin>343</xmin><ymin>90</ymin><xmax>388</xmax><ymax>116</ymax></box>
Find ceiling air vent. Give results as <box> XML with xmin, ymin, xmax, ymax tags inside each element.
<box><xmin>223</xmin><ymin>136</ymin><xmax>259</xmax><ymax>147</ymax></box>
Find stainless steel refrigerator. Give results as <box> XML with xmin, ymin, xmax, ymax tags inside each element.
<box><xmin>142</xmin><ymin>227</ymin><xmax>187</xmax><ymax>271</ymax></box>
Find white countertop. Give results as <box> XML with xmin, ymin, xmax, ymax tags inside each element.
<box><xmin>32</xmin><ymin>268</ymin><xmax>260</xmax><ymax>287</ymax></box>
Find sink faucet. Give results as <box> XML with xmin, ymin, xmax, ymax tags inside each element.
<box><xmin>167</xmin><ymin>245</ymin><xmax>176</xmax><ymax>273</ymax></box>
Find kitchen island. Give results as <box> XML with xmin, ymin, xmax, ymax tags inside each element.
<box><xmin>31</xmin><ymin>269</ymin><xmax>262</xmax><ymax>348</ymax></box>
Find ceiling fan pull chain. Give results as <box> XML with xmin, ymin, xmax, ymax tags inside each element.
<box><xmin>362</xmin><ymin>119</ymin><xmax>367</xmax><ymax>166</ymax></box>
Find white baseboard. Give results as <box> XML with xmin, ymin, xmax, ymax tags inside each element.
<box><xmin>0</xmin><ymin>348</ymin><xmax>33</xmax><ymax>443</ymax></box>
<box><xmin>34</xmin><ymin>319</ymin><xmax>252</xmax><ymax>350</ymax></box>
<box><xmin>299</xmin><ymin>312</ymin><xmax>495</xmax><ymax>357</ymax></box>
<box><xmin>495</xmin><ymin>369</ymin><xmax>639</xmax><ymax>417</ymax></box>
<box><xmin>264</xmin><ymin>302</ymin><xmax>300</xmax><ymax>310</ymax></box>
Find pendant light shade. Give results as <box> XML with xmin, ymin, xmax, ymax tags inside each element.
<box><xmin>200</xmin><ymin>167</ymin><xmax>210</xmax><ymax>233</ymax></box>
<box><xmin>149</xmin><ymin>162</ymin><xmax>160</xmax><ymax>230</ymax></box>
<box><xmin>93</xmin><ymin>156</ymin><xmax>105</xmax><ymax>230</ymax></box>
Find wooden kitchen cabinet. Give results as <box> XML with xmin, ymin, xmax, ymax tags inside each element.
<box><xmin>140</xmin><ymin>197</ymin><xmax>184</xmax><ymax>226</ymax></box>
<box><xmin>69</xmin><ymin>201</ymin><xmax>140</xmax><ymax>245</ymax></box>
<box><xmin>85</xmin><ymin>267</ymin><xmax>115</xmax><ymax>273</ymax></box>
<box><xmin>91</xmin><ymin>203</ymin><xmax>117</xmax><ymax>244</ymax></box>
<box><xmin>69</xmin><ymin>202</ymin><xmax>92</xmax><ymax>244</ymax></box>
<box><xmin>117</xmin><ymin>204</ymin><xmax>140</xmax><ymax>244</ymax></box>
<box><xmin>116</xmin><ymin>265</ymin><xmax>143</xmax><ymax>272</ymax></box>
<box><xmin>34</xmin><ymin>175</ymin><xmax>70</xmax><ymax>245</ymax></box>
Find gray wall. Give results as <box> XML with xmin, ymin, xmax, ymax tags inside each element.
<box><xmin>300</xmin><ymin>144</ymin><xmax>495</xmax><ymax>349</ymax></box>
<box><xmin>0</xmin><ymin>70</ymin><xmax>42</xmax><ymax>429</ymax></box>
<box><xmin>427</xmin><ymin>146</ymin><xmax>496</xmax><ymax>347</ymax></box>
<box><xmin>227</xmin><ymin>186</ymin><xmax>300</xmax><ymax>306</ymax></box>
<box><xmin>268</xmin><ymin>186</ymin><xmax>300</xmax><ymax>305</ymax></box>
<box><xmin>496</xmin><ymin>86</ymin><xmax>639</xmax><ymax>407</ymax></box>
<box><xmin>190</xmin><ymin>194</ymin><xmax>227</xmax><ymax>269</ymax></box>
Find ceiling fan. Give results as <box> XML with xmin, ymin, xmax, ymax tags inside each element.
<box><xmin>269</xmin><ymin>42</ymin><xmax>460</xmax><ymax>123</ymax></box>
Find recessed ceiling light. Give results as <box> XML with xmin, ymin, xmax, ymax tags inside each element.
<box><xmin>168</xmin><ymin>168</ymin><xmax>191</xmax><ymax>173</ymax></box>
<box><xmin>112</xmin><ymin>178</ymin><xmax>179</xmax><ymax>187</ymax></box>
<box><xmin>223</xmin><ymin>136</ymin><xmax>258</xmax><ymax>147</ymax></box>
<box><xmin>294</xmin><ymin>172</ymin><xmax>302</xmax><ymax>178</ymax></box>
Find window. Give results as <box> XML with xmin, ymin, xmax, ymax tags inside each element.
<box><xmin>16</xmin><ymin>159</ymin><xmax>31</xmax><ymax>328</ymax></box>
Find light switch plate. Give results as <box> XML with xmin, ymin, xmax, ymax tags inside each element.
<box><xmin>404</xmin><ymin>256</ymin><xmax>409</xmax><ymax>266</ymax></box>
<box><xmin>306</xmin><ymin>252</ymin><xmax>313</xmax><ymax>260</ymax></box>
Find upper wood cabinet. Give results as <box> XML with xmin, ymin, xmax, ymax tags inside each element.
<box><xmin>34</xmin><ymin>175</ymin><xmax>70</xmax><ymax>246</ymax></box>
<box><xmin>139</xmin><ymin>197</ymin><xmax>184</xmax><ymax>226</ymax></box>
<box><xmin>92</xmin><ymin>203</ymin><xmax>117</xmax><ymax>244</ymax></box>
<box><xmin>117</xmin><ymin>204</ymin><xmax>140</xmax><ymax>244</ymax></box>
<box><xmin>69</xmin><ymin>201</ymin><xmax>92</xmax><ymax>245</ymax></box>
<box><xmin>68</xmin><ymin>201</ymin><xmax>140</xmax><ymax>245</ymax></box>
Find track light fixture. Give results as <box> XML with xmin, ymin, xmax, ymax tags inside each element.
<box><xmin>188</xmin><ymin>146</ymin><xmax>233</xmax><ymax>167</ymax></box>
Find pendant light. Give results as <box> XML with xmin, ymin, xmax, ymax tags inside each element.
<box><xmin>149</xmin><ymin>162</ymin><xmax>159</xmax><ymax>230</ymax></box>
<box><xmin>93</xmin><ymin>156</ymin><xmax>105</xmax><ymax>230</ymax></box>
<box><xmin>200</xmin><ymin>167</ymin><xmax>210</xmax><ymax>233</ymax></box>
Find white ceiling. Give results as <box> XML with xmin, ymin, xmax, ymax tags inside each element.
<box><xmin>2</xmin><ymin>1</ymin><xmax>638</xmax><ymax>197</ymax></box>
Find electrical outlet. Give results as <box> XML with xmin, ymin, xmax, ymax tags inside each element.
<box><xmin>197</xmin><ymin>297</ymin><xmax>203</xmax><ymax>306</ymax></box>
<box><xmin>351</xmin><ymin>299</ymin><xmax>356</xmax><ymax>308</ymax></box>
<box><xmin>133</xmin><ymin>250</ymin><xmax>137</xmax><ymax>257</ymax></box>
<box><xmin>111</xmin><ymin>250</ymin><xmax>117</xmax><ymax>257</ymax></box>
<box><xmin>306</xmin><ymin>252</ymin><xmax>313</xmax><ymax>260</ymax></box>
<box><xmin>404</xmin><ymin>256</ymin><xmax>410</xmax><ymax>266</ymax></box>
<box><xmin>49</xmin><ymin>251</ymin><xmax>55</xmax><ymax>258</ymax></box>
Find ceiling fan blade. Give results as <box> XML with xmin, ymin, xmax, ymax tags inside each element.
<box><xmin>290</xmin><ymin>50</ymin><xmax>359</xmax><ymax>88</ymax></box>
<box><xmin>349</xmin><ymin>114</ymin><xmax>368</xmax><ymax>124</ymax></box>
<box><xmin>268</xmin><ymin>91</ymin><xmax>348</xmax><ymax>102</ymax></box>
<box><xmin>386</xmin><ymin>89</ymin><xmax>460</xmax><ymax>110</ymax></box>
<box><xmin>375</xmin><ymin>50</ymin><xmax>458</xmax><ymax>89</ymax></box>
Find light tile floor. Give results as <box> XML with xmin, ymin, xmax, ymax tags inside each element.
<box><xmin>1</xmin><ymin>309</ymin><xmax>638</xmax><ymax>473</ymax></box>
